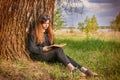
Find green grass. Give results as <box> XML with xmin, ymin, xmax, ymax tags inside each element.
<box><xmin>54</xmin><ymin>34</ymin><xmax>120</xmax><ymax>80</ymax></box>
<box><xmin>0</xmin><ymin>34</ymin><xmax>120</xmax><ymax>80</ymax></box>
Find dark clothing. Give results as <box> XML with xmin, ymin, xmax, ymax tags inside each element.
<box><xmin>26</xmin><ymin>29</ymin><xmax>82</xmax><ymax>68</ymax></box>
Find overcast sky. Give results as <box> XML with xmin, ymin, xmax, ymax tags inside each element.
<box><xmin>62</xmin><ymin>0</ymin><xmax>120</xmax><ymax>27</ymax></box>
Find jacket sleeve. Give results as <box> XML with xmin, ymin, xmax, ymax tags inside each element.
<box><xmin>26</xmin><ymin>32</ymin><xmax>43</xmax><ymax>54</ymax></box>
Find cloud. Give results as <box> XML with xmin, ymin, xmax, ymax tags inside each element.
<box><xmin>83</xmin><ymin>0</ymin><xmax>116</xmax><ymax>13</ymax></box>
<box><xmin>61</xmin><ymin>0</ymin><xmax>120</xmax><ymax>26</ymax></box>
<box><xmin>82</xmin><ymin>0</ymin><xmax>120</xmax><ymax>26</ymax></box>
<box><xmin>88</xmin><ymin>0</ymin><xmax>115</xmax><ymax>3</ymax></box>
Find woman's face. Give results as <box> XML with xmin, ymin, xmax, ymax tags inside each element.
<box><xmin>42</xmin><ymin>20</ymin><xmax>50</xmax><ymax>30</ymax></box>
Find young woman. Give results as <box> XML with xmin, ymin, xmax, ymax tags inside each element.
<box><xmin>26</xmin><ymin>14</ymin><xmax>98</xmax><ymax>77</ymax></box>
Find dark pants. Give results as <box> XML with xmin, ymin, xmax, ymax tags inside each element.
<box><xmin>31</xmin><ymin>47</ymin><xmax>82</xmax><ymax>69</ymax></box>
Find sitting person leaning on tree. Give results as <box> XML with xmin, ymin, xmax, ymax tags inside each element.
<box><xmin>26</xmin><ymin>13</ymin><xmax>98</xmax><ymax>77</ymax></box>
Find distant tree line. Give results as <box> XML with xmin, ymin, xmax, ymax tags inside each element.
<box><xmin>53</xmin><ymin>1</ymin><xmax>66</xmax><ymax>31</ymax></box>
<box><xmin>53</xmin><ymin>8</ymin><xmax>65</xmax><ymax>31</ymax></box>
<box><xmin>78</xmin><ymin>15</ymin><xmax>99</xmax><ymax>36</ymax></box>
<box><xmin>111</xmin><ymin>12</ymin><xmax>120</xmax><ymax>31</ymax></box>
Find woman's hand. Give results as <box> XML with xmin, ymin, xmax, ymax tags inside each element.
<box><xmin>43</xmin><ymin>46</ymin><xmax>51</xmax><ymax>52</ymax></box>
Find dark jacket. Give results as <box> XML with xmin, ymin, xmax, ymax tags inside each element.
<box><xmin>26</xmin><ymin>30</ymin><xmax>51</xmax><ymax>55</ymax></box>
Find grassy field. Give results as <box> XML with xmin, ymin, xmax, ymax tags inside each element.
<box><xmin>0</xmin><ymin>32</ymin><xmax>120</xmax><ymax>80</ymax></box>
<box><xmin>55</xmin><ymin>32</ymin><xmax>120</xmax><ymax>80</ymax></box>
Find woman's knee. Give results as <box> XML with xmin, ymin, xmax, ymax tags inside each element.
<box><xmin>55</xmin><ymin>47</ymin><xmax>63</xmax><ymax>53</ymax></box>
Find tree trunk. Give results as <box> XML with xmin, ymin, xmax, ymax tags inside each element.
<box><xmin>0</xmin><ymin>0</ymin><xmax>55</xmax><ymax>61</ymax></box>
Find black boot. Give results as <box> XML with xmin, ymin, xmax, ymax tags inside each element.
<box><xmin>85</xmin><ymin>69</ymin><xmax>98</xmax><ymax>77</ymax></box>
<box><xmin>80</xmin><ymin>67</ymin><xmax>98</xmax><ymax>77</ymax></box>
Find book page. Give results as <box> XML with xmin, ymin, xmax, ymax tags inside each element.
<box><xmin>48</xmin><ymin>43</ymin><xmax>66</xmax><ymax>48</ymax></box>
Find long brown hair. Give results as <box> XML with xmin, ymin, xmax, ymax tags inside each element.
<box><xmin>35</xmin><ymin>14</ymin><xmax>54</xmax><ymax>44</ymax></box>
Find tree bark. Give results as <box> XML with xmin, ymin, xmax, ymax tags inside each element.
<box><xmin>0</xmin><ymin>0</ymin><xmax>55</xmax><ymax>61</ymax></box>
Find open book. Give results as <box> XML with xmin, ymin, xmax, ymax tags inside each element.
<box><xmin>48</xmin><ymin>43</ymin><xmax>66</xmax><ymax>48</ymax></box>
